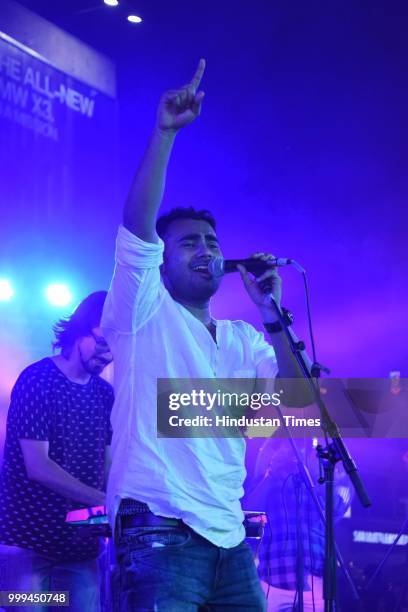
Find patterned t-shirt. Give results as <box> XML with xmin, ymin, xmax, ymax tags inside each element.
<box><xmin>0</xmin><ymin>358</ymin><xmax>113</xmax><ymax>561</ymax></box>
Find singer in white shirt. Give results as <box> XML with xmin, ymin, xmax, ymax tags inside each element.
<box><xmin>102</xmin><ymin>59</ymin><xmax>313</xmax><ymax>612</ymax></box>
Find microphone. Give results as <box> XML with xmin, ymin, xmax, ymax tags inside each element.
<box><xmin>208</xmin><ymin>256</ymin><xmax>293</xmax><ymax>278</ymax></box>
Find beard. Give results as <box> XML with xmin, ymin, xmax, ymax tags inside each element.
<box><xmin>164</xmin><ymin>272</ymin><xmax>222</xmax><ymax>305</ymax></box>
<box><xmin>81</xmin><ymin>355</ymin><xmax>108</xmax><ymax>376</ymax></box>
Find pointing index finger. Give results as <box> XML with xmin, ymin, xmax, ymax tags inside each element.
<box><xmin>189</xmin><ymin>58</ymin><xmax>206</xmax><ymax>91</ymax></box>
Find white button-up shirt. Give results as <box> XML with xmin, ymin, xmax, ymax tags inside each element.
<box><xmin>102</xmin><ymin>225</ymin><xmax>278</xmax><ymax>548</ymax></box>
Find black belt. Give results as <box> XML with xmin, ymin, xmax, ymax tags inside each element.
<box><xmin>118</xmin><ymin>498</ymin><xmax>182</xmax><ymax>529</ymax></box>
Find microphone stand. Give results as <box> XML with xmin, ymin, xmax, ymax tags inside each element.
<box><xmin>293</xmin><ymin>472</ymin><xmax>305</xmax><ymax>611</ymax></box>
<box><xmin>265</xmin><ymin>295</ymin><xmax>371</xmax><ymax>612</ymax></box>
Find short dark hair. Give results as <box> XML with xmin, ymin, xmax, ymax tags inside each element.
<box><xmin>156</xmin><ymin>207</ymin><xmax>217</xmax><ymax>239</ymax></box>
<box><xmin>52</xmin><ymin>290</ymin><xmax>107</xmax><ymax>354</ymax></box>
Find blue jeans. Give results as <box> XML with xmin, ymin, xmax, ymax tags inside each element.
<box><xmin>115</xmin><ymin>524</ymin><xmax>266</xmax><ymax>611</ymax></box>
<box><xmin>0</xmin><ymin>544</ymin><xmax>101</xmax><ymax>612</ymax></box>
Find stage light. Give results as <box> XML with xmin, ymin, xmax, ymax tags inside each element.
<box><xmin>0</xmin><ymin>279</ymin><xmax>14</xmax><ymax>301</ymax></box>
<box><xmin>45</xmin><ymin>284</ymin><xmax>73</xmax><ymax>307</ymax></box>
<box><xmin>127</xmin><ymin>14</ymin><xmax>142</xmax><ymax>23</ymax></box>
<box><xmin>104</xmin><ymin>0</ymin><xmax>119</xmax><ymax>6</ymax></box>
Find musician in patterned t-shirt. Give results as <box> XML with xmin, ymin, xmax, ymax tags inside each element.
<box><xmin>0</xmin><ymin>291</ymin><xmax>113</xmax><ymax>612</ymax></box>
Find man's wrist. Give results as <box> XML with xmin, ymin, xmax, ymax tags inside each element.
<box><xmin>259</xmin><ymin>303</ymin><xmax>282</xmax><ymax>324</ymax></box>
<box><xmin>263</xmin><ymin>307</ymin><xmax>294</xmax><ymax>334</ymax></box>
<box><xmin>155</xmin><ymin>125</ymin><xmax>178</xmax><ymax>141</ymax></box>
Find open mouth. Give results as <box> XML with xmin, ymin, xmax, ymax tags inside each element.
<box><xmin>191</xmin><ymin>263</ymin><xmax>212</xmax><ymax>278</ymax></box>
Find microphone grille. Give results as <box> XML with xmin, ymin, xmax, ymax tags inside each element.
<box><xmin>208</xmin><ymin>257</ymin><xmax>225</xmax><ymax>277</ymax></box>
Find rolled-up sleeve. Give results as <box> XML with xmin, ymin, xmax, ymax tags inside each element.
<box><xmin>101</xmin><ymin>225</ymin><xmax>165</xmax><ymax>339</ymax></box>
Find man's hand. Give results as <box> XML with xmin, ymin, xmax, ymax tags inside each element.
<box><xmin>240</xmin><ymin>255</ymin><xmax>315</xmax><ymax>406</ymax></box>
<box><xmin>156</xmin><ymin>59</ymin><xmax>206</xmax><ymax>132</ymax></box>
<box><xmin>237</xmin><ymin>252</ymin><xmax>282</xmax><ymax>318</ymax></box>
<box><xmin>123</xmin><ymin>59</ymin><xmax>206</xmax><ymax>241</ymax></box>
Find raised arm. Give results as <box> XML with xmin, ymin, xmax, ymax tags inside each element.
<box><xmin>123</xmin><ymin>59</ymin><xmax>206</xmax><ymax>243</ymax></box>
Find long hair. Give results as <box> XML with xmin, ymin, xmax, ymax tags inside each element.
<box><xmin>52</xmin><ymin>290</ymin><xmax>107</xmax><ymax>355</ymax></box>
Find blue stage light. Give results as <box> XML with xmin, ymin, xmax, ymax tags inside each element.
<box><xmin>104</xmin><ymin>0</ymin><xmax>119</xmax><ymax>6</ymax></box>
<box><xmin>45</xmin><ymin>284</ymin><xmax>73</xmax><ymax>307</ymax></box>
<box><xmin>0</xmin><ymin>279</ymin><xmax>14</xmax><ymax>301</ymax></box>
